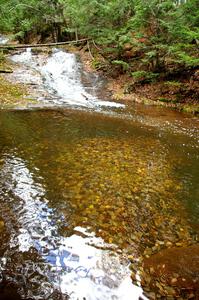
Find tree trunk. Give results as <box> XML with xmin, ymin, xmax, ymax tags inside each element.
<box><xmin>0</xmin><ymin>38</ymin><xmax>89</xmax><ymax>50</ymax></box>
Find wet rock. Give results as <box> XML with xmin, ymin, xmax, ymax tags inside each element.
<box><xmin>144</xmin><ymin>244</ymin><xmax>199</xmax><ymax>297</ymax></box>
<box><xmin>0</xmin><ymin>281</ymin><xmax>22</xmax><ymax>300</ymax></box>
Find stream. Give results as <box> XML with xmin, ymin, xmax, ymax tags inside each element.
<box><xmin>0</xmin><ymin>43</ymin><xmax>199</xmax><ymax>299</ymax></box>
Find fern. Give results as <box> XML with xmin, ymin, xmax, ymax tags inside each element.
<box><xmin>112</xmin><ymin>60</ymin><xmax>129</xmax><ymax>71</ymax></box>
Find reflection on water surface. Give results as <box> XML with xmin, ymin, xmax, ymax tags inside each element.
<box><xmin>0</xmin><ymin>109</ymin><xmax>198</xmax><ymax>299</ymax></box>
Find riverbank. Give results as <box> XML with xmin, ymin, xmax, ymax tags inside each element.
<box><xmin>77</xmin><ymin>45</ymin><xmax>199</xmax><ymax>115</ymax></box>
<box><xmin>0</xmin><ymin>54</ymin><xmax>37</xmax><ymax>108</ymax></box>
<box><xmin>0</xmin><ymin>42</ymin><xmax>198</xmax><ymax>114</ymax></box>
<box><xmin>0</xmin><ymin>73</ymin><xmax>37</xmax><ymax>109</ymax></box>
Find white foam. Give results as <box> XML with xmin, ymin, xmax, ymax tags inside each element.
<box><xmin>12</xmin><ymin>48</ymin><xmax>32</xmax><ymax>63</ymax></box>
<box><xmin>0</xmin><ymin>35</ymin><xmax>9</xmax><ymax>44</ymax></box>
<box><xmin>11</xmin><ymin>48</ymin><xmax>125</xmax><ymax>109</ymax></box>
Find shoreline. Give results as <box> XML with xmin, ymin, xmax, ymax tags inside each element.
<box><xmin>77</xmin><ymin>45</ymin><xmax>199</xmax><ymax>116</ymax></box>
<box><xmin>0</xmin><ymin>44</ymin><xmax>198</xmax><ymax>115</ymax></box>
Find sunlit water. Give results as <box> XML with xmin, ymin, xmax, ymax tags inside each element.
<box><xmin>0</xmin><ymin>153</ymin><xmax>146</xmax><ymax>300</ymax></box>
<box><xmin>0</xmin><ymin>45</ymin><xmax>199</xmax><ymax>299</ymax></box>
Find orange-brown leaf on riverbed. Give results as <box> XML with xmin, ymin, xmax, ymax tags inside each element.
<box><xmin>51</xmin><ymin>134</ymin><xmax>196</xmax><ymax>253</ymax></box>
<box><xmin>143</xmin><ymin>244</ymin><xmax>199</xmax><ymax>298</ymax></box>
<box><xmin>0</xmin><ymin>107</ymin><xmax>198</xmax><ymax>298</ymax></box>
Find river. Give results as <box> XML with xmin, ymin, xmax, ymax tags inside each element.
<box><xmin>0</xmin><ymin>44</ymin><xmax>198</xmax><ymax>299</ymax></box>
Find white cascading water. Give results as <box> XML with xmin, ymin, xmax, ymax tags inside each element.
<box><xmin>0</xmin><ymin>35</ymin><xmax>9</xmax><ymax>44</ymax></box>
<box><xmin>11</xmin><ymin>48</ymin><xmax>125</xmax><ymax>109</ymax></box>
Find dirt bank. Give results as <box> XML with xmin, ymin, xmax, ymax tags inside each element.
<box><xmin>77</xmin><ymin>45</ymin><xmax>199</xmax><ymax>115</ymax></box>
<box><xmin>1</xmin><ymin>42</ymin><xmax>198</xmax><ymax>114</ymax></box>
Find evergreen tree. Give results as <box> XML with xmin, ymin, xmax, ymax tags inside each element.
<box><xmin>0</xmin><ymin>0</ymin><xmax>198</xmax><ymax>75</ymax></box>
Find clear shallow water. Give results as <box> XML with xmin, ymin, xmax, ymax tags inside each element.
<box><xmin>0</xmin><ymin>45</ymin><xmax>199</xmax><ymax>299</ymax></box>
<box><xmin>0</xmin><ymin>109</ymin><xmax>198</xmax><ymax>299</ymax></box>
<box><xmin>0</xmin><ymin>151</ymin><xmax>144</xmax><ymax>300</ymax></box>
<box><xmin>0</xmin><ymin>162</ymin><xmax>135</xmax><ymax>300</ymax></box>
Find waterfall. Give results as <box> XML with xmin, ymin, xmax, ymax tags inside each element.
<box><xmin>11</xmin><ymin>48</ymin><xmax>125</xmax><ymax>109</ymax></box>
<box><xmin>0</xmin><ymin>35</ymin><xmax>9</xmax><ymax>44</ymax></box>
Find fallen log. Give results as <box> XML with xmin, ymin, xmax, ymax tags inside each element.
<box><xmin>0</xmin><ymin>69</ymin><xmax>13</xmax><ymax>73</ymax></box>
<box><xmin>0</xmin><ymin>38</ymin><xmax>89</xmax><ymax>50</ymax></box>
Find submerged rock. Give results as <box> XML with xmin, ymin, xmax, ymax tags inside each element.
<box><xmin>143</xmin><ymin>244</ymin><xmax>199</xmax><ymax>297</ymax></box>
<box><xmin>0</xmin><ymin>281</ymin><xmax>22</xmax><ymax>300</ymax></box>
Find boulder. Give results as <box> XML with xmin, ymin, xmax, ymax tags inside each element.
<box><xmin>144</xmin><ymin>244</ymin><xmax>199</xmax><ymax>295</ymax></box>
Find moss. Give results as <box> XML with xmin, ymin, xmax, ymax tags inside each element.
<box><xmin>158</xmin><ymin>97</ymin><xmax>171</xmax><ymax>103</ymax></box>
<box><xmin>0</xmin><ymin>53</ymin><xmax>38</xmax><ymax>108</ymax></box>
<box><xmin>181</xmin><ymin>105</ymin><xmax>199</xmax><ymax>115</ymax></box>
<box><xmin>0</xmin><ymin>51</ymin><xmax>5</xmax><ymax>63</ymax></box>
<box><xmin>0</xmin><ymin>76</ymin><xmax>31</xmax><ymax>108</ymax></box>
<box><xmin>164</xmin><ymin>81</ymin><xmax>182</xmax><ymax>87</ymax></box>
<box><xmin>158</xmin><ymin>97</ymin><xmax>178</xmax><ymax>104</ymax></box>
<box><xmin>143</xmin><ymin>98</ymin><xmax>154</xmax><ymax>105</ymax></box>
